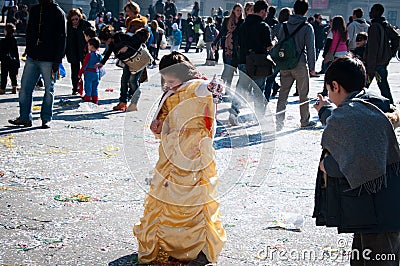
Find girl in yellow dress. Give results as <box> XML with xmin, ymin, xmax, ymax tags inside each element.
<box><xmin>134</xmin><ymin>52</ymin><xmax>226</xmax><ymax>265</ymax></box>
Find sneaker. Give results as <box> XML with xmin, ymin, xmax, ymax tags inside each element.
<box><xmin>300</xmin><ymin>121</ymin><xmax>317</xmax><ymax>129</ymax></box>
<box><xmin>229</xmin><ymin>113</ymin><xmax>239</xmax><ymax>126</ymax></box>
<box><xmin>293</xmin><ymin>92</ymin><xmax>299</xmax><ymax>97</ymax></box>
<box><xmin>112</xmin><ymin>102</ymin><xmax>127</xmax><ymax>111</ymax></box>
<box><xmin>187</xmin><ymin>251</ymin><xmax>210</xmax><ymax>266</ymax></box>
<box><xmin>127</xmin><ymin>103</ymin><xmax>138</xmax><ymax>112</ymax></box>
<box><xmin>8</xmin><ymin>117</ymin><xmax>32</xmax><ymax>127</ymax></box>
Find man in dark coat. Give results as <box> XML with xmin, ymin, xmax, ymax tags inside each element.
<box><xmin>9</xmin><ymin>0</ymin><xmax>66</xmax><ymax>128</ymax></box>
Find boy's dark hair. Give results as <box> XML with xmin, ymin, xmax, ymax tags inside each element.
<box><xmin>293</xmin><ymin>0</ymin><xmax>309</xmax><ymax>16</ymax></box>
<box><xmin>313</xmin><ymin>13</ymin><xmax>321</xmax><ymax>19</ymax></box>
<box><xmin>253</xmin><ymin>0</ymin><xmax>268</xmax><ymax>14</ymax></box>
<box><xmin>267</xmin><ymin>6</ymin><xmax>276</xmax><ymax>17</ymax></box>
<box><xmin>356</xmin><ymin>32</ymin><xmax>368</xmax><ymax>42</ymax></box>
<box><xmin>84</xmin><ymin>26</ymin><xmax>96</xmax><ymax>38</ymax></box>
<box><xmin>325</xmin><ymin>57</ymin><xmax>366</xmax><ymax>93</ymax></box>
<box><xmin>353</xmin><ymin>8</ymin><xmax>363</xmax><ymax>19</ymax></box>
<box><xmin>88</xmin><ymin>37</ymin><xmax>100</xmax><ymax>49</ymax></box>
<box><xmin>371</xmin><ymin>4</ymin><xmax>384</xmax><ymax>17</ymax></box>
<box><xmin>159</xmin><ymin>51</ymin><xmax>202</xmax><ymax>83</ymax></box>
<box><xmin>134</xmin><ymin>28</ymin><xmax>150</xmax><ymax>44</ymax></box>
<box><xmin>5</xmin><ymin>23</ymin><xmax>16</xmax><ymax>35</ymax></box>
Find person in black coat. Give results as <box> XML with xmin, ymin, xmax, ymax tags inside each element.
<box><xmin>65</xmin><ymin>8</ymin><xmax>92</xmax><ymax>95</ymax></box>
<box><xmin>0</xmin><ymin>23</ymin><xmax>19</xmax><ymax>94</ymax></box>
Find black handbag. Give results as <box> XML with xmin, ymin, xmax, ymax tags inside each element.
<box><xmin>245</xmin><ymin>52</ymin><xmax>275</xmax><ymax>78</ymax></box>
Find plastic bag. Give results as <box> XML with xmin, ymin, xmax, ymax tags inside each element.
<box><xmin>99</xmin><ymin>67</ymin><xmax>106</xmax><ymax>79</ymax></box>
<box><xmin>196</xmin><ymin>35</ymin><xmax>205</xmax><ymax>49</ymax></box>
<box><xmin>160</xmin><ymin>34</ymin><xmax>167</xmax><ymax>49</ymax></box>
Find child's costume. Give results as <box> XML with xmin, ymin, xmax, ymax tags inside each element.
<box><xmin>134</xmin><ymin>79</ymin><xmax>226</xmax><ymax>264</ymax></box>
<box><xmin>79</xmin><ymin>51</ymin><xmax>102</xmax><ymax>104</ymax></box>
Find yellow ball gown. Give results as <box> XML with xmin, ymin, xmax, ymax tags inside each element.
<box><xmin>134</xmin><ymin>79</ymin><xmax>226</xmax><ymax>263</ymax></box>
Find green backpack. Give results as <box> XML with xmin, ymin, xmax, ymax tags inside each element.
<box><xmin>271</xmin><ymin>22</ymin><xmax>306</xmax><ymax>70</ymax></box>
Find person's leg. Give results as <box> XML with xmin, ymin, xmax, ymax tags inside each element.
<box><xmin>235</xmin><ymin>63</ymin><xmax>251</xmax><ymax>100</ymax></box>
<box><xmin>375</xmin><ymin>65</ymin><xmax>394</xmax><ymax>104</ymax></box>
<box><xmin>229</xmin><ymin>64</ymin><xmax>247</xmax><ymax>125</ymax></box>
<box><xmin>18</xmin><ymin>58</ymin><xmax>41</xmax><ymax>121</ymax></box>
<box><xmin>129</xmin><ymin>69</ymin><xmax>144</xmax><ymax>105</ymax></box>
<box><xmin>1</xmin><ymin>65</ymin><xmax>8</xmax><ymax>91</ymax></box>
<box><xmin>119</xmin><ymin>65</ymin><xmax>130</xmax><ymax>104</ymax></box>
<box><xmin>83</xmin><ymin>73</ymin><xmax>92</xmax><ymax>102</ymax></box>
<box><xmin>10</xmin><ymin>67</ymin><xmax>18</xmax><ymax>94</ymax></box>
<box><xmin>252</xmin><ymin>77</ymin><xmax>267</xmax><ymax>116</ymax></box>
<box><xmin>351</xmin><ymin>232</ymin><xmax>400</xmax><ymax>266</ymax></box>
<box><xmin>70</xmin><ymin>62</ymin><xmax>80</xmax><ymax>94</ymax></box>
<box><xmin>293</xmin><ymin>63</ymin><xmax>311</xmax><ymax>127</ymax></box>
<box><xmin>221</xmin><ymin>57</ymin><xmax>235</xmax><ymax>88</ymax></box>
<box><xmin>264</xmin><ymin>67</ymin><xmax>279</xmax><ymax>101</ymax></box>
<box><xmin>39</xmin><ymin>60</ymin><xmax>55</xmax><ymax>123</ymax></box>
<box><xmin>276</xmin><ymin>70</ymin><xmax>295</xmax><ymax>127</ymax></box>
<box><xmin>205</xmin><ymin>42</ymin><xmax>212</xmax><ymax>61</ymax></box>
<box><xmin>1</xmin><ymin>5</ymin><xmax>6</xmax><ymax>22</ymax></box>
<box><xmin>91</xmin><ymin>73</ymin><xmax>99</xmax><ymax>104</ymax></box>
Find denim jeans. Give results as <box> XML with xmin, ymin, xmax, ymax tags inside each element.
<box><xmin>264</xmin><ymin>65</ymin><xmax>279</xmax><ymax>101</ymax></box>
<box><xmin>374</xmin><ymin>65</ymin><xmax>393</xmax><ymax>104</ymax></box>
<box><xmin>221</xmin><ymin>56</ymin><xmax>236</xmax><ymax>87</ymax></box>
<box><xmin>19</xmin><ymin>57</ymin><xmax>54</xmax><ymax>122</ymax></box>
<box><xmin>231</xmin><ymin>64</ymin><xmax>267</xmax><ymax>116</ymax></box>
<box><xmin>120</xmin><ymin>65</ymin><xmax>143</xmax><ymax>104</ymax></box>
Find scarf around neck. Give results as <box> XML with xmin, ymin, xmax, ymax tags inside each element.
<box><xmin>321</xmin><ymin>97</ymin><xmax>400</xmax><ymax>193</ymax></box>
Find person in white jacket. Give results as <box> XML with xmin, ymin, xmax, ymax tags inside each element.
<box><xmin>347</xmin><ymin>7</ymin><xmax>369</xmax><ymax>52</ymax></box>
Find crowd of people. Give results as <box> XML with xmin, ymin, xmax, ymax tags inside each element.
<box><xmin>1</xmin><ymin>0</ymin><xmax>400</xmax><ymax>265</ymax></box>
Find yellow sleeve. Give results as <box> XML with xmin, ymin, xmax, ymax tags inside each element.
<box><xmin>157</xmin><ymin>100</ymin><xmax>169</xmax><ymax>121</ymax></box>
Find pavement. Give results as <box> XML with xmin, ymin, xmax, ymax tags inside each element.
<box><xmin>0</xmin><ymin>46</ymin><xmax>399</xmax><ymax>266</ymax></box>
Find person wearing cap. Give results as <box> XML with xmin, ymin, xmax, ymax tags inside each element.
<box><xmin>169</xmin><ymin>22</ymin><xmax>182</xmax><ymax>52</ymax></box>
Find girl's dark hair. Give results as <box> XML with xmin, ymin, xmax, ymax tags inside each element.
<box><xmin>98</xmin><ymin>25</ymin><xmax>114</xmax><ymax>41</ymax></box>
<box><xmin>84</xmin><ymin>26</ymin><xmax>97</xmax><ymax>38</ymax></box>
<box><xmin>278</xmin><ymin>7</ymin><xmax>291</xmax><ymax>23</ymax></box>
<box><xmin>88</xmin><ymin>37</ymin><xmax>100</xmax><ymax>49</ymax></box>
<box><xmin>331</xmin><ymin>16</ymin><xmax>347</xmax><ymax>42</ymax></box>
<box><xmin>5</xmin><ymin>23</ymin><xmax>16</xmax><ymax>35</ymax></box>
<box><xmin>159</xmin><ymin>51</ymin><xmax>203</xmax><ymax>83</ymax></box>
<box><xmin>325</xmin><ymin>56</ymin><xmax>366</xmax><ymax>93</ymax></box>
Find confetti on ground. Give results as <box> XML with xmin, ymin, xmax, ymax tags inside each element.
<box><xmin>0</xmin><ymin>134</ymin><xmax>15</xmax><ymax>148</ymax></box>
<box><xmin>54</xmin><ymin>194</ymin><xmax>104</xmax><ymax>202</ymax></box>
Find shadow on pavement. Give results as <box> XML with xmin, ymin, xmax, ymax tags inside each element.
<box><xmin>109</xmin><ymin>253</ymin><xmax>139</xmax><ymax>266</ymax></box>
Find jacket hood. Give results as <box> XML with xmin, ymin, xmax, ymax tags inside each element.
<box><xmin>287</xmin><ymin>14</ymin><xmax>307</xmax><ymax>26</ymax></box>
<box><xmin>352</xmin><ymin>18</ymin><xmax>369</xmax><ymax>32</ymax></box>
